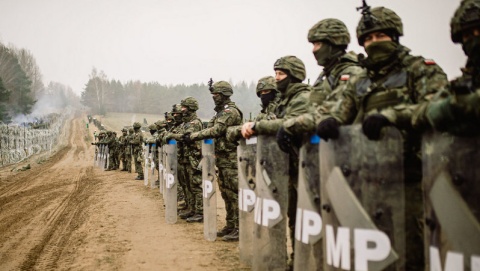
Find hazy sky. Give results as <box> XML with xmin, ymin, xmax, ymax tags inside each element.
<box><xmin>0</xmin><ymin>0</ymin><xmax>466</xmax><ymax>95</ymax></box>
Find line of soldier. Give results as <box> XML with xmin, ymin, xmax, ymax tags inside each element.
<box><xmin>90</xmin><ymin>1</ymin><xmax>479</xmax><ymax>270</ymax></box>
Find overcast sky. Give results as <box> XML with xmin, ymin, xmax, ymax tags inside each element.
<box><xmin>0</xmin><ymin>0</ymin><xmax>466</xmax><ymax>96</ymax></box>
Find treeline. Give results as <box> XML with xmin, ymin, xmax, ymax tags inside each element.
<box><xmin>81</xmin><ymin>68</ymin><xmax>263</xmax><ymax>120</ymax></box>
<box><xmin>0</xmin><ymin>41</ymin><xmax>79</xmax><ymax>123</ymax></box>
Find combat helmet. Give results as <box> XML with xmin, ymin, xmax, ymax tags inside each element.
<box><xmin>133</xmin><ymin>122</ymin><xmax>142</xmax><ymax>129</ymax></box>
<box><xmin>274</xmin><ymin>56</ymin><xmax>306</xmax><ymax>81</ymax></box>
<box><xmin>148</xmin><ymin>124</ymin><xmax>157</xmax><ymax>131</ymax></box>
<box><xmin>256</xmin><ymin>76</ymin><xmax>277</xmax><ymax>97</ymax></box>
<box><xmin>128</xmin><ymin>128</ymin><xmax>134</xmax><ymax>134</ymax></box>
<box><xmin>171</xmin><ymin>103</ymin><xmax>182</xmax><ymax>114</ymax></box>
<box><xmin>106</xmin><ymin>130</ymin><xmax>113</xmax><ymax>135</ymax></box>
<box><xmin>121</xmin><ymin>128</ymin><xmax>127</xmax><ymax>133</ymax></box>
<box><xmin>356</xmin><ymin>6</ymin><xmax>403</xmax><ymax>46</ymax></box>
<box><xmin>209</xmin><ymin>81</ymin><xmax>233</xmax><ymax>96</ymax></box>
<box><xmin>308</xmin><ymin>18</ymin><xmax>350</xmax><ymax>47</ymax></box>
<box><xmin>451</xmin><ymin>0</ymin><xmax>480</xmax><ymax>43</ymax></box>
<box><xmin>181</xmin><ymin>96</ymin><xmax>199</xmax><ymax>111</ymax></box>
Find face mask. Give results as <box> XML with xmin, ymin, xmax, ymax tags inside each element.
<box><xmin>313</xmin><ymin>43</ymin><xmax>344</xmax><ymax>66</ymax></box>
<box><xmin>213</xmin><ymin>94</ymin><xmax>225</xmax><ymax>106</ymax></box>
<box><xmin>181</xmin><ymin>111</ymin><xmax>192</xmax><ymax>122</ymax></box>
<box><xmin>365</xmin><ymin>41</ymin><xmax>399</xmax><ymax>67</ymax></box>
<box><xmin>150</xmin><ymin>130</ymin><xmax>155</xmax><ymax>136</ymax></box>
<box><xmin>260</xmin><ymin>91</ymin><xmax>277</xmax><ymax>107</ymax></box>
<box><xmin>463</xmin><ymin>35</ymin><xmax>480</xmax><ymax>68</ymax></box>
<box><xmin>276</xmin><ymin>76</ymin><xmax>291</xmax><ymax>94</ymax></box>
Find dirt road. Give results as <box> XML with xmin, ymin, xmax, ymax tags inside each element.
<box><xmin>0</xmin><ymin>116</ymin><xmax>248</xmax><ymax>271</ymax></box>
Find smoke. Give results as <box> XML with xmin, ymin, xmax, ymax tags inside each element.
<box><xmin>12</xmin><ymin>93</ymin><xmax>65</xmax><ymax>124</ymax></box>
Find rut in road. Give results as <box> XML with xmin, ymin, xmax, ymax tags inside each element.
<box><xmin>0</xmin><ymin>117</ymin><xmax>101</xmax><ymax>270</ymax></box>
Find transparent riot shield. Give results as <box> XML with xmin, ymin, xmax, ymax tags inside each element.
<box><xmin>320</xmin><ymin>125</ymin><xmax>404</xmax><ymax>271</ymax></box>
<box><xmin>98</xmin><ymin>144</ymin><xmax>103</xmax><ymax>168</ymax></box>
<box><xmin>104</xmin><ymin>145</ymin><xmax>110</xmax><ymax>171</ymax></box>
<box><xmin>159</xmin><ymin>145</ymin><xmax>165</xmax><ymax>195</ymax></box>
<box><xmin>422</xmin><ymin>132</ymin><xmax>480</xmax><ymax>270</ymax></box>
<box><xmin>294</xmin><ymin>134</ymin><xmax>323</xmax><ymax>271</ymax></box>
<box><xmin>162</xmin><ymin>146</ymin><xmax>168</xmax><ymax>198</ymax></box>
<box><xmin>94</xmin><ymin>145</ymin><xmax>98</xmax><ymax>166</ymax></box>
<box><xmin>252</xmin><ymin>135</ymin><xmax>289</xmax><ymax>271</ymax></box>
<box><xmin>150</xmin><ymin>143</ymin><xmax>157</xmax><ymax>189</ymax></box>
<box><xmin>144</xmin><ymin>143</ymin><xmax>150</xmax><ymax>186</ymax></box>
<box><xmin>165</xmin><ymin>140</ymin><xmax>178</xmax><ymax>224</ymax></box>
<box><xmin>237</xmin><ymin>137</ymin><xmax>257</xmax><ymax>266</ymax></box>
<box><xmin>202</xmin><ymin>139</ymin><xmax>217</xmax><ymax>241</ymax></box>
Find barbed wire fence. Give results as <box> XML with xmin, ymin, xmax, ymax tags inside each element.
<box><xmin>0</xmin><ymin>108</ymin><xmax>73</xmax><ymax>167</ymax></box>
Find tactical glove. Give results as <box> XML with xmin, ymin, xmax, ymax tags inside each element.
<box><xmin>362</xmin><ymin>114</ymin><xmax>391</xmax><ymax>140</ymax></box>
<box><xmin>316</xmin><ymin>117</ymin><xmax>340</xmax><ymax>141</ymax></box>
<box><xmin>182</xmin><ymin>132</ymin><xmax>192</xmax><ymax>143</ymax></box>
<box><xmin>276</xmin><ymin>126</ymin><xmax>302</xmax><ymax>153</ymax></box>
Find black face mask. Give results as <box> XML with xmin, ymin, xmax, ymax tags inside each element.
<box><xmin>313</xmin><ymin>43</ymin><xmax>344</xmax><ymax>67</ymax></box>
<box><xmin>260</xmin><ymin>91</ymin><xmax>277</xmax><ymax>107</ymax></box>
<box><xmin>363</xmin><ymin>41</ymin><xmax>399</xmax><ymax>71</ymax></box>
<box><xmin>181</xmin><ymin>111</ymin><xmax>192</xmax><ymax>122</ymax></box>
<box><xmin>276</xmin><ymin>76</ymin><xmax>291</xmax><ymax>94</ymax></box>
<box><xmin>213</xmin><ymin>94</ymin><xmax>226</xmax><ymax>106</ymax></box>
<box><xmin>463</xmin><ymin>35</ymin><xmax>480</xmax><ymax>68</ymax></box>
<box><xmin>150</xmin><ymin>130</ymin><xmax>156</xmax><ymax>136</ymax></box>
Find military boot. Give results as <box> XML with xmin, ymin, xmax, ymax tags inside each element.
<box><xmin>186</xmin><ymin>214</ymin><xmax>203</xmax><ymax>223</ymax></box>
<box><xmin>222</xmin><ymin>228</ymin><xmax>239</xmax><ymax>242</ymax></box>
<box><xmin>179</xmin><ymin>210</ymin><xmax>195</xmax><ymax>219</ymax></box>
<box><xmin>216</xmin><ymin>226</ymin><xmax>234</xmax><ymax>237</ymax></box>
<box><xmin>135</xmin><ymin>175</ymin><xmax>144</xmax><ymax>180</ymax></box>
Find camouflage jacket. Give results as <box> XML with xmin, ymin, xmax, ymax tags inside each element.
<box><xmin>254</xmin><ymin>83</ymin><xmax>312</xmax><ymax>135</ymax></box>
<box><xmin>226</xmin><ymin>97</ymin><xmax>280</xmax><ymax>142</ymax></box>
<box><xmin>130</xmin><ymin>130</ymin><xmax>144</xmax><ymax>152</ymax></box>
<box><xmin>190</xmin><ymin>100</ymin><xmax>243</xmax><ymax>166</ymax></box>
<box><xmin>169</xmin><ymin>113</ymin><xmax>203</xmax><ymax>166</ymax></box>
<box><xmin>283</xmin><ymin>52</ymin><xmax>364</xmax><ymax>134</ymax></box>
<box><xmin>325</xmin><ymin>46</ymin><xmax>448</xmax><ymax>130</ymax></box>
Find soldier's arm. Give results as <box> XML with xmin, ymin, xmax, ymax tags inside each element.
<box><xmin>282</xmin><ymin>91</ymin><xmax>316</xmax><ymax>135</ymax></box>
<box><xmin>320</xmin><ymin>80</ymin><xmax>359</xmax><ymax>125</ymax></box>
<box><xmin>191</xmin><ymin>112</ymin><xmax>234</xmax><ymax>140</ymax></box>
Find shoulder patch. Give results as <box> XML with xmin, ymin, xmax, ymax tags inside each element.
<box><xmin>224</xmin><ymin>109</ymin><xmax>231</xmax><ymax>112</ymax></box>
<box><xmin>340</xmin><ymin>74</ymin><xmax>350</xmax><ymax>81</ymax></box>
<box><xmin>424</xmin><ymin>59</ymin><xmax>436</xmax><ymax>65</ymax></box>
<box><xmin>224</xmin><ymin>104</ymin><xmax>229</xmax><ymax>108</ymax></box>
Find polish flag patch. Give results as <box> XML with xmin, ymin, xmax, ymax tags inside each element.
<box><xmin>424</xmin><ymin>59</ymin><xmax>436</xmax><ymax>65</ymax></box>
<box><xmin>340</xmin><ymin>74</ymin><xmax>350</xmax><ymax>81</ymax></box>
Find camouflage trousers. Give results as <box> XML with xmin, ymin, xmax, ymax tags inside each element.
<box><xmin>217</xmin><ymin>165</ymin><xmax>239</xmax><ymax>229</ymax></box>
<box><xmin>108</xmin><ymin>148</ymin><xmax>116</xmax><ymax>169</ymax></box>
<box><xmin>178</xmin><ymin>162</ymin><xmax>203</xmax><ymax>214</ymax></box>
<box><xmin>119</xmin><ymin>150</ymin><xmax>127</xmax><ymax>170</ymax></box>
<box><xmin>177</xmin><ymin>163</ymin><xmax>190</xmax><ymax>206</ymax></box>
<box><xmin>134</xmin><ymin>149</ymin><xmax>143</xmax><ymax>177</ymax></box>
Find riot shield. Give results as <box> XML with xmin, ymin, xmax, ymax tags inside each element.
<box><xmin>237</xmin><ymin>137</ymin><xmax>257</xmax><ymax>266</ymax></box>
<box><xmin>144</xmin><ymin>143</ymin><xmax>150</xmax><ymax>186</ymax></box>
<box><xmin>422</xmin><ymin>132</ymin><xmax>480</xmax><ymax>270</ymax></box>
<box><xmin>252</xmin><ymin>135</ymin><xmax>289</xmax><ymax>271</ymax></box>
<box><xmin>165</xmin><ymin>140</ymin><xmax>178</xmax><ymax>224</ymax></box>
<box><xmin>104</xmin><ymin>145</ymin><xmax>110</xmax><ymax>171</ymax></box>
<box><xmin>98</xmin><ymin>145</ymin><xmax>103</xmax><ymax>168</ymax></box>
<box><xmin>94</xmin><ymin>145</ymin><xmax>98</xmax><ymax>166</ymax></box>
<box><xmin>202</xmin><ymin>139</ymin><xmax>217</xmax><ymax>241</ymax></box>
<box><xmin>294</xmin><ymin>134</ymin><xmax>323</xmax><ymax>271</ymax></box>
<box><xmin>150</xmin><ymin>143</ymin><xmax>157</xmax><ymax>189</ymax></box>
<box><xmin>159</xmin><ymin>145</ymin><xmax>165</xmax><ymax>195</ymax></box>
<box><xmin>320</xmin><ymin>125</ymin><xmax>404</xmax><ymax>271</ymax></box>
<box><xmin>162</xmin><ymin>146</ymin><xmax>168</xmax><ymax>198</ymax></box>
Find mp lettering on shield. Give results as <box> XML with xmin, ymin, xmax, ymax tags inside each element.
<box><xmin>166</xmin><ymin>173</ymin><xmax>175</xmax><ymax>189</ymax></box>
<box><xmin>429</xmin><ymin>246</ymin><xmax>480</xmax><ymax>271</ymax></box>
<box><xmin>326</xmin><ymin>225</ymin><xmax>392</xmax><ymax>271</ymax></box>
<box><xmin>203</xmin><ymin>180</ymin><xmax>214</xmax><ymax>199</ymax></box>
<box><xmin>239</xmin><ymin>188</ymin><xmax>256</xmax><ymax>212</ymax></box>
<box><xmin>254</xmin><ymin>197</ymin><xmax>283</xmax><ymax>228</ymax></box>
<box><xmin>295</xmin><ymin>208</ymin><xmax>322</xmax><ymax>245</ymax></box>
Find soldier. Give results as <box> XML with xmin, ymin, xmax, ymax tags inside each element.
<box><xmin>424</xmin><ymin>0</ymin><xmax>480</xmax><ymax>134</ymax></box>
<box><xmin>118</xmin><ymin>128</ymin><xmax>128</xmax><ymax>171</ymax></box>
<box><xmin>226</xmin><ymin>76</ymin><xmax>279</xmax><ymax>142</ymax></box>
<box><xmin>241</xmin><ymin>56</ymin><xmax>313</xmax><ymax>266</ymax></box>
<box><xmin>275</xmin><ymin>18</ymin><xmax>364</xmax><ymax>150</ymax></box>
<box><xmin>131</xmin><ymin>122</ymin><xmax>144</xmax><ymax>180</ymax></box>
<box><xmin>166</xmin><ymin>97</ymin><xmax>204</xmax><ymax>222</ymax></box>
<box><xmin>112</xmin><ymin>131</ymin><xmax>119</xmax><ymax>170</ymax></box>
<box><xmin>126</xmin><ymin>128</ymin><xmax>134</xmax><ymax>173</ymax></box>
<box><xmin>316</xmin><ymin>5</ymin><xmax>449</xmax><ymax>270</ymax></box>
<box><xmin>185</xmin><ymin>81</ymin><xmax>243</xmax><ymax>241</ymax></box>
<box><xmin>104</xmin><ymin>130</ymin><xmax>116</xmax><ymax>171</ymax></box>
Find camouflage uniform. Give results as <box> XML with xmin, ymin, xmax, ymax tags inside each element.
<box><xmin>167</xmin><ymin>97</ymin><xmax>204</xmax><ymax>221</ymax></box>
<box><xmin>189</xmin><ymin>81</ymin><xmax>243</xmax><ymax>236</ymax></box>
<box><xmin>317</xmin><ymin>7</ymin><xmax>449</xmax><ymax>270</ymax></box>
<box><xmin>126</xmin><ymin>128</ymin><xmax>134</xmax><ymax>173</ymax></box>
<box><xmin>226</xmin><ymin>76</ymin><xmax>279</xmax><ymax>142</ymax></box>
<box><xmin>112</xmin><ymin>131</ymin><xmax>119</xmax><ymax>170</ymax></box>
<box><xmin>131</xmin><ymin>122</ymin><xmax>144</xmax><ymax>180</ymax></box>
<box><xmin>118</xmin><ymin>128</ymin><xmax>128</xmax><ymax>171</ymax></box>
<box><xmin>249</xmin><ymin>56</ymin><xmax>313</xmax><ymax>258</ymax></box>
<box><xmin>104</xmin><ymin>131</ymin><xmax>116</xmax><ymax>171</ymax></box>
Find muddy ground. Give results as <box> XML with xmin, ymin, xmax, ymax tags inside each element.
<box><xmin>0</xmin><ymin>116</ymin><xmax>249</xmax><ymax>271</ymax></box>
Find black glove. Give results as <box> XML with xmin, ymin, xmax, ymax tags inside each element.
<box><xmin>276</xmin><ymin>126</ymin><xmax>292</xmax><ymax>153</ymax></box>
<box><xmin>362</xmin><ymin>114</ymin><xmax>391</xmax><ymax>140</ymax></box>
<box><xmin>316</xmin><ymin>118</ymin><xmax>340</xmax><ymax>141</ymax></box>
<box><xmin>182</xmin><ymin>132</ymin><xmax>192</xmax><ymax>143</ymax></box>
